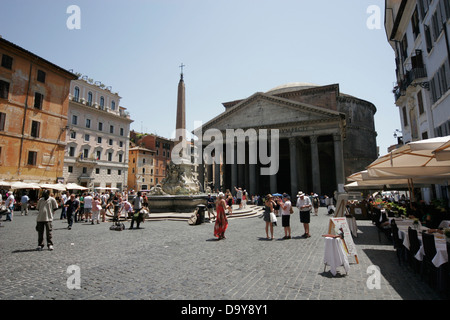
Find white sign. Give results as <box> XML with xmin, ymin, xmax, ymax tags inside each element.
<box><xmin>329</xmin><ymin>217</ymin><xmax>358</xmax><ymax>264</ymax></box>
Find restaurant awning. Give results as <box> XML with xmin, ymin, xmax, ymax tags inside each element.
<box><xmin>65</xmin><ymin>183</ymin><xmax>88</xmax><ymax>190</ymax></box>
<box><xmin>40</xmin><ymin>183</ymin><xmax>67</xmax><ymax>191</ymax></box>
<box><xmin>10</xmin><ymin>181</ymin><xmax>41</xmax><ymax>189</ymax></box>
<box><xmin>434</xmin><ymin>139</ymin><xmax>450</xmax><ymax>161</ymax></box>
<box><xmin>366</xmin><ymin>136</ymin><xmax>450</xmax><ymax>179</ymax></box>
<box><xmin>346</xmin><ymin>136</ymin><xmax>450</xmax><ymax>196</ymax></box>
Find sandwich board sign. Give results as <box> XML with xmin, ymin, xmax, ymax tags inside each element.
<box><xmin>328</xmin><ymin>217</ymin><xmax>359</xmax><ymax>264</ymax></box>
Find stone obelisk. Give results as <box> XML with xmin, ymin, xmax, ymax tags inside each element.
<box><xmin>176</xmin><ymin>63</ymin><xmax>186</xmax><ymax>145</ymax></box>
<box><xmin>159</xmin><ymin>64</ymin><xmax>201</xmax><ymax>195</ymax></box>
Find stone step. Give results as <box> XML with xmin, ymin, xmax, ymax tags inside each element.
<box><xmin>106</xmin><ymin>205</ymin><xmax>265</xmax><ymax>223</ymax></box>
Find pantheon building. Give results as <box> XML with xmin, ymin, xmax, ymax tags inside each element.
<box><xmin>194</xmin><ymin>83</ymin><xmax>378</xmax><ymax>198</ymax></box>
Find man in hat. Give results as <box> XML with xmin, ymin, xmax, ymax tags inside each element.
<box><xmin>296</xmin><ymin>191</ymin><xmax>312</xmax><ymax>238</ymax></box>
<box><xmin>5</xmin><ymin>191</ymin><xmax>15</xmax><ymax>221</ymax></box>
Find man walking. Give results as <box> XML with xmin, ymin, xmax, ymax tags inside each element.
<box><xmin>59</xmin><ymin>191</ymin><xmax>67</xmax><ymax>220</ymax></box>
<box><xmin>64</xmin><ymin>194</ymin><xmax>79</xmax><ymax>230</ymax></box>
<box><xmin>36</xmin><ymin>190</ymin><xmax>58</xmax><ymax>250</ymax></box>
<box><xmin>83</xmin><ymin>193</ymin><xmax>93</xmax><ymax>223</ymax></box>
<box><xmin>21</xmin><ymin>192</ymin><xmax>30</xmax><ymax>216</ymax></box>
<box><xmin>5</xmin><ymin>191</ymin><xmax>15</xmax><ymax>221</ymax></box>
<box><xmin>296</xmin><ymin>191</ymin><xmax>312</xmax><ymax>238</ymax></box>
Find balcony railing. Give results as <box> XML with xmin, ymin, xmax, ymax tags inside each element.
<box><xmin>404</xmin><ymin>67</ymin><xmax>427</xmax><ymax>88</ymax></box>
<box><xmin>393</xmin><ymin>66</ymin><xmax>428</xmax><ymax>101</ymax></box>
<box><xmin>76</xmin><ymin>154</ymin><xmax>98</xmax><ymax>166</ymax></box>
<box><xmin>70</xmin><ymin>95</ymin><xmax>130</xmax><ymax>119</ymax></box>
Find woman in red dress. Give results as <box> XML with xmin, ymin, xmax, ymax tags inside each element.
<box><xmin>214</xmin><ymin>192</ymin><xmax>229</xmax><ymax>240</ymax></box>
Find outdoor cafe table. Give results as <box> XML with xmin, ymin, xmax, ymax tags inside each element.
<box><xmin>395</xmin><ymin>219</ymin><xmax>448</xmax><ymax>268</ymax></box>
<box><xmin>323</xmin><ymin>236</ymin><xmax>350</xmax><ymax>276</ymax></box>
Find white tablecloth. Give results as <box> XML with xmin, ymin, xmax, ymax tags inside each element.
<box><xmin>415</xmin><ymin>233</ymin><xmax>448</xmax><ymax>268</ymax></box>
<box><xmin>398</xmin><ymin>226</ymin><xmax>448</xmax><ymax>268</ymax></box>
<box><xmin>323</xmin><ymin>237</ymin><xmax>349</xmax><ymax>276</ymax></box>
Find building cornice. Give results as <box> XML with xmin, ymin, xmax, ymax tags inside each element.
<box><xmin>69</xmin><ymin>100</ymin><xmax>133</xmax><ymax>123</ymax></box>
<box><xmin>199</xmin><ymin>92</ymin><xmax>344</xmax><ymax>134</ymax></box>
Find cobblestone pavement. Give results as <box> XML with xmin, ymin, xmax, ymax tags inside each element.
<box><xmin>0</xmin><ymin>207</ymin><xmax>444</xmax><ymax>303</ymax></box>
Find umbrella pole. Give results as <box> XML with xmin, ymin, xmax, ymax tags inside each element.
<box><xmin>407</xmin><ymin>178</ymin><xmax>415</xmax><ymax>205</ymax></box>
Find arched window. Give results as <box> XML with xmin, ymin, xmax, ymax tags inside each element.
<box><xmin>100</xmin><ymin>96</ymin><xmax>105</xmax><ymax>109</ymax></box>
<box><xmin>74</xmin><ymin>87</ymin><xmax>80</xmax><ymax>102</ymax></box>
<box><xmin>111</xmin><ymin>100</ymin><xmax>116</xmax><ymax>110</ymax></box>
<box><xmin>87</xmin><ymin>92</ymin><xmax>93</xmax><ymax>106</ymax></box>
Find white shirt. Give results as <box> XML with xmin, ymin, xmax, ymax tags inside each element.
<box><xmin>296</xmin><ymin>196</ymin><xmax>312</xmax><ymax>212</ymax></box>
<box><xmin>61</xmin><ymin>193</ymin><xmax>67</xmax><ymax>205</ymax></box>
<box><xmin>280</xmin><ymin>200</ymin><xmax>292</xmax><ymax>215</ymax></box>
<box><xmin>5</xmin><ymin>194</ymin><xmax>14</xmax><ymax>207</ymax></box>
<box><xmin>83</xmin><ymin>195</ymin><xmax>93</xmax><ymax>208</ymax></box>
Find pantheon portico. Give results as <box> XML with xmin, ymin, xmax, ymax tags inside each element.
<box><xmin>194</xmin><ymin>83</ymin><xmax>378</xmax><ymax>197</ymax></box>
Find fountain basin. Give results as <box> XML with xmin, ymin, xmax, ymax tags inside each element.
<box><xmin>147</xmin><ymin>194</ymin><xmax>208</xmax><ymax>213</ymax></box>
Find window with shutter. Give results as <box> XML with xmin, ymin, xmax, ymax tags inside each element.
<box><xmin>0</xmin><ymin>80</ymin><xmax>10</xmax><ymax>99</ymax></box>
<box><xmin>31</xmin><ymin>121</ymin><xmax>40</xmax><ymax>138</ymax></box>
<box><xmin>34</xmin><ymin>92</ymin><xmax>43</xmax><ymax>109</ymax></box>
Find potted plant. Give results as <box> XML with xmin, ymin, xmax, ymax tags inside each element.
<box><xmin>413</xmin><ymin>218</ymin><xmax>420</xmax><ymax>230</ymax></box>
<box><xmin>444</xmin><ymin>228</ymin><xmax>450</xmax><ymax>243</ymax></box>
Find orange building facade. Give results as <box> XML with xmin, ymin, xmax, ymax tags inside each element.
<box><xmin>127</xmin><ymin>146</ymin><xmax>155</xmax><ymax>191</ymax></box>
<box><xmin>134</xmin><ymin>133</ymin><xmax>174</xmax><ymax>185</ymax></box>
<box><xmin>0</xmin><ymin>38</ymin><xmax>77</xmax><ymax>183</ymax></box>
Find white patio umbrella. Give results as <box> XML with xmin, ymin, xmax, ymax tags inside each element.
<box><xmin>434</xmin><ymin>139</ymin><xmax>450</xmax><ymax>161</ymax></box>
<box><xmin>10</xmin><ymin>181</ymin><xmax>41</xmax><ymax>190</ymax></box>
<box><xmin>40</xmin><ymin>183</ymin><xmax>67</xmax><ymax>191</ymax></box>
<box><xmin>65</xmin><ymin>183</ymin><xmax>88</xmax><ymax>190</ymax></box>
<box><xmin>364</xmin><ymin>136</ymin><xmax>450</xmax><ymax>201</ymax></box>
<box><xmin>366</xmin><ymin>136</ymin><xmax>450</xmax><ymax>179</ymax></box>
<box><xmin>0</xmin><ymin>181</ymin><xmax>12</xmax><ymax>187</ymax></box>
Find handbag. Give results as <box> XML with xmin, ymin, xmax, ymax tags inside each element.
<box><xmin>289</xmin><ymin>205</ymin><xmax>294</xmax><ymax>214</ymax></box>
<box><xmin>270</xmin><ymin>211</ymin><xmax>277</xmax><ymax>223</ymax></box>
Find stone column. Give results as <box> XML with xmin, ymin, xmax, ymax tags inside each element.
<box><xmin>333</xmin><ymin>133</ymin><xmax>345</xmax><ymax>191</ymax></box>
<box><xmin>289</xmin><ymin>137</ymin><xmax>298</xmax><ymax>197</ymax></box>
<box><xmin>310</xmin><ymin>135</ymin><xmax>321</xmax><ymax>195</ymax></box>
<box><xmin>238</xmin><ymin>163</ymin><xmax>244</xmax><ymax>188</ymax></box>
<box><xmin>249</xmin><ymin>164</ymin><xmax>256</xmax><ymax>197</ymax></box>
<box><xmin>231</xmin><ymin>146</ymin><xmax>237</xmax><ymax>191</ymax></box>
<box><xmin>214</xmin><ymin>160</ymin><xmax>221</xmax><ymax>191</ymax></box>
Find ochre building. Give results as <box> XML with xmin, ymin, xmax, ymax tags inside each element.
<box><xmin>0</xmin><ymin>37</ymin><xmax>77</xmax><ymax>184</ymax></box>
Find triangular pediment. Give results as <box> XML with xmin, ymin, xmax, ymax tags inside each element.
<box><xmin>197</xmin><ymin>93</ymin><xmax>343</xmax><ymax>133</ymax></box>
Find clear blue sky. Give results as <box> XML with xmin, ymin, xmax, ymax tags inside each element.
<box><xmin>1</xmin><ymin>0</ymin><xmax>399</xmax><ymax>154</ymax></box>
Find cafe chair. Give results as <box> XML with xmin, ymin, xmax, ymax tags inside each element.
<box><xmin>390</xmin><ymin>221</ymin><xmax>404</xmax><ymax>265</ymax></box>
<box><xmin>421</xmin><ymin>231</ymin><xmax>438</xmax><ymax>288</ymax></box>
<box><xmin>374</xmin><ymin>209</ymin><xmax>391</xmax><ymax>243</ymax></box>
<box><xmin>446</xmin><ymin>242</ymin><xmax>450</xmax><ymax>294</ymax></box>
<box><xmin>407</xmin><ymin>227</ymin><xmax>421</xmax><ymax>274</ymax></box>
